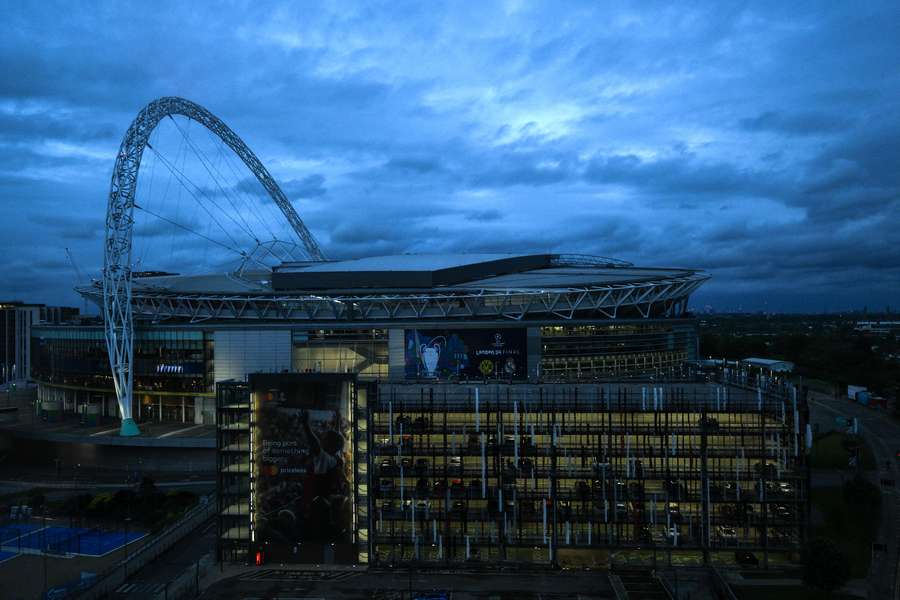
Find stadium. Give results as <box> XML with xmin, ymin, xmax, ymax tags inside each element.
<box><xmin>22</xmin><ymin>97</ymin><xmax>807</xmax><ymax>571</ymax></box>
<box><xmin>33</xmin><ymin>252</ymin><xmax>708</xmax><ymax>427</ymax></box>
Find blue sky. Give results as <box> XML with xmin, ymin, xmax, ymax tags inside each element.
<box><xmin>1</xmin><ymin>1</ymin><xmax>898</xmax><ymax>312</ymax></box>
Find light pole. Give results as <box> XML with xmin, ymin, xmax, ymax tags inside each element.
<box><xmin>124</xmin><ymin>515</ymin><xmax>132</xmax><ymax>578</ymax></box>
<box><xmin>42</xmin><ymin>506</ymin><xmax>48</xmax><ymax>597</ymax></box>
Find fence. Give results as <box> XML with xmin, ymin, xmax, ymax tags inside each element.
<box><xmin>151</xmin><ymin>552</ymin><xmax>214</xmax><ymax>600</ymax></box>
<box><xmin>72</xmin><ymin>492</ymin><xmax>217</xmax><ymax>599</ymax></box>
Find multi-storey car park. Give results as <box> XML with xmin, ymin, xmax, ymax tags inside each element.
<box><xmin>216</xmin><ymin>371</ymin><xmax>810</xmax><ymax>569</ymax></box>
<box><xmin>18</xmin><ymin>97</ymin><xmax>809</xmax><ymax>572</ymax></box>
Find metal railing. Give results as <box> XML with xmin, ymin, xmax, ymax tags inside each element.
<box><xmin>73</xmin><ymin>492</ymin><xmax>217</xmax><ymax>599</ymax></box>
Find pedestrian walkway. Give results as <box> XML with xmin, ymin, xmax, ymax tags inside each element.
<box><xmin>115</xmin><ymin>582</ymin><xmax>167</xmax><ymax>595</ymax></box>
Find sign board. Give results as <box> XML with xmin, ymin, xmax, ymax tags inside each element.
<box><xmin>404</xmin><ymin>328</ymin><xmax>527</xmax><ymax>380</ymax></box>
<box><xmin>250</xmin><ymin>374</ymin><xmax>355</xmax><ymax>563</ymax></box>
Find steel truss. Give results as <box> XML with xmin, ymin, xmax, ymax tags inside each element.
<box><xmin>103</xmin><ymin>96</ymin><xmax>325</xmax><ymax>434</ymax></box>
<box><xmin>84</xmin><ymin>272</ymin><xmax>707</xmax><ymax>324</ymax></box>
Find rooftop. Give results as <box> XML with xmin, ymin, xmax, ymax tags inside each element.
<box><xmin>127</xmin><ymin>253</ymin><xmax>704</xmax><ymax>295</ymax></box>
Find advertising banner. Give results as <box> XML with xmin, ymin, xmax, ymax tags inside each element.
<box><xmin>251</xmin><ymin>375</ymin><xmax>354</xmax><ymax>562</ymax></box>
<box><xmin>404</xmin><ymin>328</ymin><xmax>527</xmax><ymax>380</ymax></box>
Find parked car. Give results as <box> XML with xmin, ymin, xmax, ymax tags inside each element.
<box><xmin>575</xmin><ymin>480</ymin><xmax>590</xmax><ymax>500</ymax></box>
<box><xmin>666</xmin><ymin>503</ymin><xmax>682</xmax><ymax>523</ymax></box>
<box><xmin>717</xmin><ymin>525</ymin><xmax>738</xmax><ymax>545</ymax></box>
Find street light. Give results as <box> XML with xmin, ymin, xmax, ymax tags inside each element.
<box><xmin>124</xmin><ymin>516</ymin><xmax>133</xmax><ymax>578</ymax></box>
<box><xmin>42</xmin><ymin>506</ymin><xmax>48</xmax><ymax>597</ymax></box>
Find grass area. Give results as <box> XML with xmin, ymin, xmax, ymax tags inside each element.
<box><xmin>811</xmin><ymin>485</ymin><xmax>878</xmax><ymax>578</ymax></box>
<box><xmin>810</xmin><ymin>431</ymin><xmax>875</xmax><ymax>470</ymax></box>
<box><xmin>734</xmin><ymin>585</ymin><xmax>860</xmax><ymax>600</ymax></box>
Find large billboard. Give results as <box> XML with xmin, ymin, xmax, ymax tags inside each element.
<box><xmin>250</xmin><ymin>374</ymin><xmax>355</xmax><ymax>563</ymax></box>
<box><xmin>404</xmin><ymin>328</ymin><xmax>527</xmax><ymax>380</ymax></box>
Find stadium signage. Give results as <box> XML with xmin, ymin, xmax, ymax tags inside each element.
<box><xmin>404</xmin><ymin>328</ymin><xmax>527</xmax><ymax>379</ymax></box>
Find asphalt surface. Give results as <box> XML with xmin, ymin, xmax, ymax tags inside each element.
<box><xmin>201</xmin><ymin>568</ymin><xmax>616</xmax><ymax>599</ymax></box>
<box><xmin>111</xmin><ymin>517</ymin><xmax>217</xmax><ymax>598</ymax></box>
<box><xmin>809</xmin><ymin>392</ymin><xmax>900</xmax><ymax>600</ymax></box>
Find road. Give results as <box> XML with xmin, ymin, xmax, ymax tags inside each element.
<box><xmin>201</xmin><ymin>568</ymin><xmax>615</xmax><ymax>599</ymax></box>
<box><xmin>111</xmin><ymin>517</ymin><xmax>217</xmax><ymax>598</ymax></box>
<box><xmin>809</xmin><ymin>392</ymin><xmax>900</xmax><ymax>600</ymax></box>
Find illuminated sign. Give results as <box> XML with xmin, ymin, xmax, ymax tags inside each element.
<box><xmin>404</xmin><ymin>328</ymin><xmax>527</xmax><ymax>379</ymax></box>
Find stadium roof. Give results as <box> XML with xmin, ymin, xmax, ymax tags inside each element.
<box><xmin>128</xmin><ymin>253</ymin><xmax>702</xmax><ymax>295</ymax></box>
<box><xmin>79</xmin><ymin>253</ymin><xmax>709</xmax><ymax>323</ymax></box>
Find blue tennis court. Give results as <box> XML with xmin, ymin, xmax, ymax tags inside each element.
<box><xmin>0</xmin><ymin>550</ymin><xmax>17</xmax><ymax>564</ymax></box>
<box><xmin>1</xmin><ymin>525</ymin><xmax>146</xmax><ymax>556</ymax></box>
<box><xmin>0</xmin><ymin>523</ymin><xmax>42</xmax><ymax>545</ymax></box>
<box><xmin>69</xmin><ymin>530</ymin><xmax>146</xmax><ymax>556</ymax></box>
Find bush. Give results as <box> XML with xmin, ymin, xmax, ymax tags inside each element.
<box><xmin>86</xmin><ymin>493</ymin><xmax>113</xmax><ymax>515</ymax></box>
<box><xmin>842</xmin><ymin>476</ymin><xmax>881</xmax><ymax>510</ymax></box>
<box><xmin>27</xmin><ymin>491</ymin><xmax>45</xmax><ymax>510</ymax></box>
<box><xmin>802</xmin><ymin>537</ymin><xmax>851</xmax><ymax>591</ymax></box>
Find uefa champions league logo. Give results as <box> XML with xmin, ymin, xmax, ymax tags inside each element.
<box><xmin>420</xmin><ymin>336</ymin><xmax>446</xmax><ymax>377</ymax></box>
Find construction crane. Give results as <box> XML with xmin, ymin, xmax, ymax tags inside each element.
<box><xmin>65</xmin><ymin>247</ymin><xmax>88</xmax><ymax>313</ymax></box>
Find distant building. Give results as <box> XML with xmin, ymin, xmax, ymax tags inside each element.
<box><xmin>855</xmin><ymin>320</ymin><xmax>900</xmax><ymax>334</ymax></box>
<box><xmin>740</xmin><ymin>357</ymin><xmax>794</xmax><ymax>373</ymax></box>
<box><xmin>1</xmin><ymin>301</ymin><xmax>79</xmax><ymax>385</ymax></box>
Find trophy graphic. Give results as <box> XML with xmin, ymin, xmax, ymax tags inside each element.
<box><xmin>421</xmin><ymin>338</ymin><xmax>443</xmax><ymax>377</ymax></box>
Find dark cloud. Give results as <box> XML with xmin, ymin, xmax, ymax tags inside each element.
<box><xmin>739</xmin><ymin>111</ymin><xmax>854</xmax><ymax>136</ymax></box>
<box><xmin>0</xmin><ymin>1</ymin><xmax>898</xmax><ymax>311</ymax></box>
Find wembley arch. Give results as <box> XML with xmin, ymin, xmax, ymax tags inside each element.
<box><xmin>102</xmin><ymin>96</ymin><xmax>325</xmax><ymax>436</ymax></box>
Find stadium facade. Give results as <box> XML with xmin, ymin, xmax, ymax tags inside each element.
<box><xmin>31</xmin><ymin>253</ymin><xmax>706</xmax><ymax>425</ymax></box>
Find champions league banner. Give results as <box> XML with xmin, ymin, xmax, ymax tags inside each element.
<box><xmin>404</xmin><ymin>328</ymin><xmax>527</xmax><ymax>380</ymax></box>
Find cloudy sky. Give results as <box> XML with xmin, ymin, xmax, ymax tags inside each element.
<box><xmin>2</xmin><ymin>1</ymin><xmax>898</xmax><ymax>312</ymax></box>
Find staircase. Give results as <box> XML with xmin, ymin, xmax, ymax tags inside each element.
<box><xmin>612</xmin><ymin>569</ymin><xmax>672</xmax><ymax>600</ymax></box>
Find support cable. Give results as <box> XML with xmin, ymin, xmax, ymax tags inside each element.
<box><xmin>134</xmin><ymin>204</ymin><xmax>246</xmax><ymax>258</ymax></box>
<box><xmin>168</xmin><ymin>115</ymin><xmax>261</xmax><ymax>244</ymax></box>
<box><xmin>213</xmin><ymin>140</ymin><xmax>281</xmax><ymax>244</ymax></box>
<box><xmin>146</xmin><ymin>142</ymin><xmax>245</xmax><ymax>251</ymax></box>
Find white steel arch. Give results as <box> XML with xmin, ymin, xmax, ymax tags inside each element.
<box><xmin>103</xmin><ymin>96</ymin><xmax>325</xmax><ymax>436</ymax></box>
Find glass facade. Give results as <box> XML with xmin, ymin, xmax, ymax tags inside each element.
<box><xmin>30</xmin><ymin>319</ymin><xmax>701</xmax><ymax>425</ymax></box>
<box><xmin>292</xmin><ymin>329</ymin><xmax>388</xmax><ymax>379</ymax></box>
<box><xmin>540</xmin><ymin>322</ymin><xmax>697</xmax><ymax>379</ymax></box>
<box><xmin>30</xmin><ymin>326</ymin><xmax>214</xmax><ymax>423</ymax></box>
<box><xmin>216</xmin><ymin>381</ymin><xmax>252</xmax><ymax>562</ymax></box>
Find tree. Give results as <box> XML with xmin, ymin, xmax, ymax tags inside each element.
<box><xmin>802</xmin><ymin>537</ymin><xmax>850</xmax><ymax>592</ymax></box>
<box><xmin>842</xmin><ymin>476</ymin><xmax>881</xmax><ymax>511</ymax></box>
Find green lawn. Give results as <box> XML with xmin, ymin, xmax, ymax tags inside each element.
<box><xmin>810</xmin><ymin>432</ymin><xmax>875</xmax><ymax>470</ymax></box>
<box><xmin>734</xmin><ymin>585</ymin><xmax>860</xmax><ymax>600</ymax></box>
<box><xmin>811</xmin><ymin>485</ymin><xmax>879</xmax><ymax>578</ymax></box>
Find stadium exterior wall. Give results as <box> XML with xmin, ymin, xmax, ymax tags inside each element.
<box><xmin>30</xmin><ymin>318</ymin><xmax>700</xmax><ymax>426</ymax></box>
